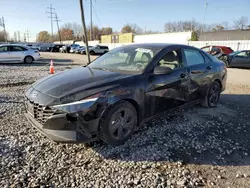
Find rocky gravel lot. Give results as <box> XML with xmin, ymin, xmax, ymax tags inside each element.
<box><xmin>0</xmin><ymin>62</ymin><xmax>250</xmax><ymax>188</ymax></box>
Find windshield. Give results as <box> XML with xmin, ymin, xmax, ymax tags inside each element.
<box><xmin>88</xmin><ymin>45</ymin><xmax>162</xmax><ymax>73</ymax></box>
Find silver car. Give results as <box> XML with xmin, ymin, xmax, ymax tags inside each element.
<box><xmin>0</xmin><ymin>44</ymin><xmax>40</xmax><ymax>63</ymax></box>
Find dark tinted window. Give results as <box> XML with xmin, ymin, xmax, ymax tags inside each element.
<box><xmin>184</xmin><ymin>48</ymin><xmax>205</xmax><ymax>66</ymax></box>
<box><xmin>100</xmin><ymin>46</ymin><xmax>108</xmax><ymax>49</ymax></box>
<box><xmin>12</xmin><ymin>46</ymin><xmax>26</xmax><ymax>51</ymax></box>
<box><xmin>0</xmin><ymin>46</ymin><xmax>8</xmax><ymax>52</ymax></box>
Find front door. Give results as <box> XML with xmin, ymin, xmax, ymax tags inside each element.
<box><xmin>230</xmin><ymin>51</ymin><xmax>250</xmax><ymax>68</ymax></box>
<box><xmin>145</xmin><ymin>48</ymin><xmax>190</xmax><ymax>117</ymax></box>
<box><xmin>0</xmin><ymin>45</ymin><xmax>10</xmax><ymax>62</ymax></box>
<box><xmin>9</xmin><ymin>46</ymin><xmax>26</xmax><ymax>61</ymax></box>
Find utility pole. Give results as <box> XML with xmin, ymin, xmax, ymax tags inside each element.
<box><xmin>0</xmin><ymin>17</ymin><xmax>7</xmax><ymax>42</ymax></box>
<box><xmin>46</xmin><ymin>4</ymin><xmax>56</xmax><ymax>42</ymax></box>
<box><xmin>14</xmin><ymin>32</ymin><xmax>17</xmax><ymax>42</ymax></box>
<box><xmin>23</xmin><ymin>33</ymin><xmax>26</xmax><ymax>42</ymax></box>
<box><xmin>26</xmin><ymin>29</ymin><xmax>31</xmax><ymax>43</ymax></box>
<box><xmin>79</xmin><ymin>0</ymin><xmax>91</xmax><ymax>65</ymax></box>
<box><xmin>54</xmin><ymin>14</ymin><xmax>62</xmax><ymax>44</ymax></box>
<box><xmin>17</xmin><ymin>31</ymin><xmax>20</xmax><ymax>42</ymax></box>
<box><xmin>90</xmin><ymin>0</ymin><xmax>93</xmax><ymax>41</ymax></box>
<box><xmin>202</xmin><ymin>0</ymin><xmax>208</xmax><ymax>33</ymax></box>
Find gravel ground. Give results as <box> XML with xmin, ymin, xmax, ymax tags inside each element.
<box><xmin>0</xmin><ymin>62</ymin><xmax>250</xmax><ymax>188</ymax></box>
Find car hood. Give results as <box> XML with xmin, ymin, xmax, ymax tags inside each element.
<box><xmin>28</xmin><ymin>67</ymin><xmax>134</xmax><ymax>98</ymax></box>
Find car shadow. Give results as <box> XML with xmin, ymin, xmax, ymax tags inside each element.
<box><xmin>86</xmin><ymin>93</ymin><xmax>250</xmax><ymax>167</ymax></box>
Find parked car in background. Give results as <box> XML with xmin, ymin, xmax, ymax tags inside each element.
<box><xmin>226</xmin><ymin>50</ymin><xmax>250</xmax><ymax>68</ymax></box>
<box><xmin>59</xmin><ymin>45</ymin><xmax>71</xmax><ymax>53</ymax></box>
<box><xmin>48</xmin><ymin>44</ymin><xmax>65</xmax><ymax>52</ymax></box>
<box><xmin>201</xmin><ymin>45</ymin><xmax>234</xmax><ymax>63</ymax></box>
<box><xmin>82</xmin><ymin>45</ymin><xmax>109</xmax><ymax>55</ymax></box>
<box><xmin>69</xmin><ymin>44</ymin><xmax>80</xmax><ymax>53</ymax></box>
<box><xmin>24</xmin><ymin>43</ymin><xmax>227</xmax><ymax>145</ymax></box>
<box><xmin>201</xmin><ymin>45</ymin><xmax>234</xmax><ymax>56</ymax></box>
<box><xmin>80</xmin><ymin>46</ymin><xmax>93</xmax><ymax>54</ymax></box>
<box><xmin>74</xmin><ymin>46</ymin><xmax>85</xmax><ymax>54</ymax></box>
<box><xmin>0</xmin><ymin>44</ymin><xmax>40</xmax><ymax>63</ymax></box>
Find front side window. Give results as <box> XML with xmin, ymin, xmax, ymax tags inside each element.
<box><xmin>184</xmin><ymin>48</ymin><xmax>205</xmax><ymax>66</ymax></box>
<box><xmin>235</xmin><ymin>51</ymin><xmax>248</xmax><ymax>58</ymax></box>
<box><xmin>201</xmin><ymin>46</ymin><xmax>210</xmax><ymax>52</ymax></box>
<box><xmin>0</xmin><ymin>46</ymin><xmax>8</xmax><ymax>52</ymax></box>
<box><xmin>88</xmin><ymin>46</ymin><xmax>162</xmax><ymax>73</ymax></box>
<box><xmin>157</xmin><ymin>49</ymin><xmax>183</xmax><ymax>70</ymax></box>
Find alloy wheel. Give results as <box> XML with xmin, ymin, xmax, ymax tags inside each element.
<box><xmin>109</xmin><ymin>108</ymin><xmax>135</xmax><ymax>140</ymax></box>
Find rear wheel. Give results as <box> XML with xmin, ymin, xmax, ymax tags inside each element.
<box><xmin>90</xmin><ymin>51</ymin><xmax>95</xmax><ymax>55</ymax></box>
<box><xmin>24</xmin><ymin>56</ymin><xmax>34</xmax><ymax>64</ymax></box>
<box><xmin>201</xmin><ymin>81</ymin><xmax>221</xmax><ymax>107</ymax></box>
<box><xmin>99</xmin><ymin>101</ymin><xmax>137</xmax><ymax>146</ymax></box>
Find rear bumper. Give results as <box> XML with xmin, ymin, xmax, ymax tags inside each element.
<box><xmin>24</xmin><ymin>112</ymin><xmax>96</xmax><ymax>143</ymax></box>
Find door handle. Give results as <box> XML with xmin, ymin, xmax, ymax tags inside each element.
<box><xmin>180</xmin><ymin>73</ymin><xmax>186</xmax><ymax>78</ymax></box>
<box><xmin>206</xmin><ymin>66</ymin><xmax>212</xmax><ymax>70</ymax></box>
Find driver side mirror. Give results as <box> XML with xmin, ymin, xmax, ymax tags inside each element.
<box><xmin>154</xmin><ymin>66</ymin><xmax>172</xmax><ymax>75</ymax></box>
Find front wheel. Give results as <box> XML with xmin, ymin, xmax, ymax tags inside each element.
<box><xmin>99</xmin><ymin>101</ymin><xmax>138</xmax><ymax>146</ymax></box>
<box><xmin>201</xmin><ymin>81</ymin><xmax>221</xmax><ymax>108</ymax></box>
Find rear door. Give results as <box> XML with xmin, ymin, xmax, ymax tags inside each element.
<box><xmin>145</xmin><ymin>47</ymin><xmax>190</xmax><ymax>116</ymax></box>
<box><xmin>0</xmin><ymin>45</ymin><xmax>10</xmax><ymax>62</ymax></box>
<box><xmin>9</xmin><ymin>46</ymin><xmax>27</xmax><ymax>61</ymax></box>
<box><xmin>183</xmin><ymin>47</ymin><xmax>214</xmax><ymax>101</ymax></box>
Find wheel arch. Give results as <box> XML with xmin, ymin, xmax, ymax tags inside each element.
<box><xmin>213</xmin><ymin>79</ymin><xmax>222</xmax><ymax>90</ymax></box>
<box><xmin>24</xmin><ymin>55</ymin><xmax>34</xmax><ymax>61</ymax></box>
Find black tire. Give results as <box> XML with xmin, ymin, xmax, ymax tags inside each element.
<box><xmin>90</xmin><ymin>51</ymin><xmax>95</xmax><ymax>55</ymax></box>
<box><xmin>24</xmin><ymin>56</ymin><xmax>34</xmax><ymax>64</ymax></box>
<box><xmin>201</xmin><ymin>81</ymin><xmax>221</xmax><ymax>108</ymax></box>
<box><xmin>99</xmin><ymin>101</ymin><xmax>138</xmax><ymax>146</ymax></box>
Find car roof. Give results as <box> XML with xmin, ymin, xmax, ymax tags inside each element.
<box><xmin>117</xmin><ymin>43</ymin><xmax>193</xmax><ymax>49</ymax></box>
<box><xmin>0</xmin><ymin>44</ymin><xmax>29</xmax><ymax>48</ymax></box>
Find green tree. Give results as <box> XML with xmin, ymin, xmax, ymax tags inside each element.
<box><xmin>189</xmin><ymin>31</ymin><xmax>199</xmax><ymax>41</ymax></box>
<box><xmin>36</xmin><ymin>31</ymin><xmax>51</xmax><ymax>42</ymax></box>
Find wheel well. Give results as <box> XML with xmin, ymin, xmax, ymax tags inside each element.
<box><xmin>99</xmin><ymin>99</ymin><xmax>141</xmax><ymax>128</ymax></box>
<box><xmin>25</xmin><ymin>55</ymin><xmax>34</xmax><ymax>61</ymax></box>
<box><xmin>122</xmin><ymin>99</ymin><xmax>141</xmax><ymax>126</ymax></box>
<box><xmin>214</xmin><ymin>79</ymin><xmax>222</xmax><ymax>89</ymax></box>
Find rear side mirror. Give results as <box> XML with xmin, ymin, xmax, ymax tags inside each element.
<box><xmin>154</xmin><ymin>66</ymin><xmax>172</xmax><ymax>75</ymax></box>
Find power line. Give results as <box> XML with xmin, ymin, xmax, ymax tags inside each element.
<box><xmin>46</xmin><ymin>4</ymin><xmax>56</xmax><ymax>41</ymax></box>
<box><xmin>92</xmin><ymin>5</ymin><xmax>103</xmax><ymax>28</ymax></box>
<box><xmin>54</xmin><ymin>14</ymin><xmax>62</xmax><ymax>43</ymax></box>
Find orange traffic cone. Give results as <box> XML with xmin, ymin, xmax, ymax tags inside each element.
<box><xmin>49</xmin><ymin>60</ymin><xmax>55</xmax><ymax>74</ymax></box>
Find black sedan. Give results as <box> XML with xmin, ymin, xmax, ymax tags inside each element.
<box><xmin>24</xmin><ymin>43</ymin><xmax>227</xmax><ymax>145</ymax></box>
<box><xmin>226</xmin><ymin>50</ymin><xmax>250</xmax><ymax>68</ymax></box>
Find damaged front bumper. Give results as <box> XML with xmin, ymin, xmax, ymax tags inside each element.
<box><xmin>24</xmin><ymin>97</ymin><xmax>102</xmax><ymax>143</ymax></box>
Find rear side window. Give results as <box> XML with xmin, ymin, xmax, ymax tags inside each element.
<box><xmin>100</xmin><ymin>46</ymin><xmax>108</xmax><ymax>49</ymax></box>
<box><xmin>184</xmin><ymin>48</ymin><xmax>205</xmax><ymax>66</ymax></box>
<box><xmin>12</xmin><ymin>46</ymin><xmax>26</xmax><ymax>51</ymax></box>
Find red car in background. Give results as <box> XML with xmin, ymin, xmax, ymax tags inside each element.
<box><xmin>201</xmin><ymin>45</ymin><xmax>234</xmax><ymax>55</ymax></box>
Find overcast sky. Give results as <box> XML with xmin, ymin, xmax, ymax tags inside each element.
<box><xmin>1</xmin><ymin>0</ymin><xmax>250</xmax><ymax>42</ymax></box>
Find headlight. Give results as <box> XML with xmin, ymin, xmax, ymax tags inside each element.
<box><xmin>51</xmin><ymin>93</ymin><xmax>102</xmax><ymax>113</ymax></box>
